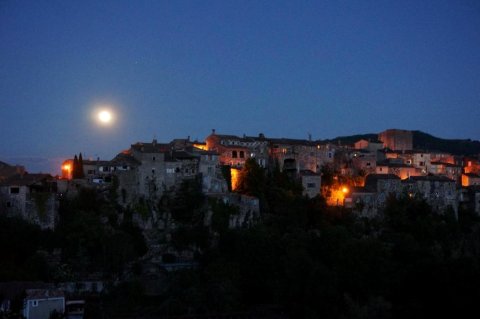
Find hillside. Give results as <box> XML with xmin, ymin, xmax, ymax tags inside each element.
<box><xmin>323</xmin><ymin>130</ymin><xmax>480</xmax><ymax>156</ymax></box>
<box><xmin>412</xmin><ymin>131</ymin><xmax>480</xmax><ymax>156</ymax></box>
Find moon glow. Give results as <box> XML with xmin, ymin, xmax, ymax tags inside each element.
<box><xmin>98</xmin><ymin>110</ymin><xmax>113</xmax><ymax>124</ymax></box>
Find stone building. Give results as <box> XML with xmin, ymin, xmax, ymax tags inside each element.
<box><xmin>354</xmin><ymin>139</ymin><xmax>384</xmax><ymax>152</ymax></box>
<box><xmin>23</xmin><ymin>289</ymin><xmax>65</xmax><ymax>319</ymax></box>
<box><xmin>462</xmin><ymin>173</ymin><xmax>480</xmax><ymax>187</ymax></box>
<box><xmin>345</xmin><ymin>174</ymin><xmax>401</xmax><ymax>217</ymax></box>
<box><xmin>0</xmin><ymin>173</ymin><xmax>58</xmax><ymax>229</ymax></box>
<box><xmin>376</xmin><ymin>161</ymin><xmax>423</xmax><ymax>180</ymax></box>
<box><xmin>403</xmin><ymin>175</ymin><xmax>458</xmax><ymax>215</ymax></box>
<box><xmin>378</xmin><ymin>129</ymin><xmax>413</xmax><ymax>151</ymax></box>
<box><xmin>205</xmin><ymin>130</ymin><xmax>269</xmax><ymax>168</ymax></box>
<box><xmin>299</xmin><ymin>170</ymin><xmax>322</xmax><ymax>198</ymax></box>
<box><xmin>205</xmin><ymin>130</ymin><xmax>335</xmax><ymax>173</ymax></box>
<box><xmin>460</xmin><ymin>186</ymin><xmax>480</xmax><ymax>216</ymax></box>
<box><xmin>346</xmin><ymin>173</ymin><xmax>459</xmax><ymax>217</ymax></box>
<box><xmin>429</xmin><ymin>161</ymin><xmax>462</xmax><ymax>184</ymax></box>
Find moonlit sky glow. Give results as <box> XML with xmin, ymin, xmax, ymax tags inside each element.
<box><xmin>1</xmin><ymin>0</ymin><xmax>479</xmax><ymax>173</ymax></box>
<box><xmin>98</xmin><ymin>111</ymin><xmax>112</xmax><ymax>124</ymax></box>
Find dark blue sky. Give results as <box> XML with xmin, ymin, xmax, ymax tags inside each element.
<box><xmin>1</xmin><ymin>0</ymin><xmax>479</xmax><ymax>173</ymax></box>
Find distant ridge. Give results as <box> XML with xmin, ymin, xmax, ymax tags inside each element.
<box><xmin>412</xmin><ymin>131</ymin><xmax>480</xmax><ymax>156</ymax></box>
<box><xmin>323</xmin><ymin>130</ymin><xmax>480</xmax><ymax>156</ymax></box>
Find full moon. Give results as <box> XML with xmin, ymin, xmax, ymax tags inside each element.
<box><xmin>98</xmin><ymin>110</ymin><xmax>112</xmax><ymax>124</ymax></box>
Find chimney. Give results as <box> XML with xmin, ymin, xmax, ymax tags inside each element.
<box><xmin>212</xmin><ymin>129</ymin><xmax>216</xmax><ymax>135</ymax></box>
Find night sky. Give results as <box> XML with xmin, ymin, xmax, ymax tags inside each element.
<box><xmin>1</xmin><ymin>0</ymin><xmax>479</xmax><ymax>174</ymax></box>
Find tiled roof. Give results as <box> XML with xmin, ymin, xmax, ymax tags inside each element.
<box><xmin>131</xmin><ymin>142</ymin><xmax>170</xmax><ymax>153</ymax></box>
<box><xmin>111</xmin><ymin>152</ymin><xmax>140</xmax><ymax>166</ymax></box>
<box><xmin>0</xmin><ymin>173</ymin><xmax>53</xmax><ymax>186</ymax></box>
<box><xmin>25</xmin><ymin>289</ymin><xmax>64</xmax><ymax>300</ymax></box>
<box><xmin>299</xmin><ymin>170</ymin><xmax>320</xmax><ymax>176</ymax></box>
<box><xmin>82</xmin><ymin>160</ymin><xmax>111</xmax><ymax>166</ymax></box>
<box><xmin>405</xmin><ymin>175</ymin><xmax>454</xmax><ymax>182</ymax></box>
<box><xmin>430</xmin><ymin>161</ymin><xmax>461</xmax><ymax>167</ymax></box>
<box><xmin>463</xmin><ymin>173</ymin><xmax>480</xmax><ymax>178</ymax></box>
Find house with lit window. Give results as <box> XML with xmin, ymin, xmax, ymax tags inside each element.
<box><xmin>23</xmin><ymin>289</ymin><xmax>65</xmax><ymax>319</ymax></box>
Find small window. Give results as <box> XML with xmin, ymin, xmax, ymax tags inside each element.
<box><xmin>307</xmin><ymin>183</ymin><xmax>316</xmax><ymax>188</ymax></box>
<box><xmin>153</xmin><ymin>156</ymin><xmax>156</xmax><ymax>161</ymax></box>
<box><xmin>10</xmin><ymin>187</ymin><xmax>19</xmax><ymax>194</ymax></box>
<box><xmin>239</xmin><ymin>151</ymin><xmax>245</xmax><ymax>158</ymax></box>
<box><xmin>32</xmin><ymin>300</ymin><xmax>38</xmax><ymax>307</ymax></box>
<box><xmin>6</xmin><ymin>201</ymin><xmax>12</xmax><ymax>208</ymax></box>
<box><xmin>232</xmin><ymin>151</ymin><xmax>238</xmax><ymax>158</ymax></box>
<box><xmin>152</xmin><ymin>168</ymin><xmax>156</xmax><ymax>174</ymax></box>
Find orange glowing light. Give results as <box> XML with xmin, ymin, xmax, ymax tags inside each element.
<box><xmin>230</xmin><ymin>168</ymin><xmax>241</xmax><ymax>191</ymax></box>
<box><xmin>326</xmin><ymin>185</ymin><xmax>350</xmax><ymax>206</ymax></box>
<box><xmin>194</xmin><ymin>144</ymin><xmax>208</xmax><ymax>151</ymax></box>
<box><xmin>62</xmin><ymin>164</ymin><xmax>71</xmax><ymax>171</ymax></box>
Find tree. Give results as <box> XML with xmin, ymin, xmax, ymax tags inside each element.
<box><xmin>78</xmin><ymin>152</ymin><xmax>85</xmax><ymax>178</ymax></box>
<box><xmin>72</xmin><ymin>155</ymin><xmax>79</xmax><ymax>179</ymax></box>
<box><xmin>236</xmin><ymin>158</ymin><xmax>266</xmax><ymax>197</ymax></box>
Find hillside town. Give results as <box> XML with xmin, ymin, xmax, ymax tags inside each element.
<box><xmin>2</xmin><ymin>129</ymin><xmax>479</xmax><ymax>230</ymax></box>
<box><xmin>1</xmin><ymin>128</ymin><xmax>480</xmax><ymax>318</ymax></box>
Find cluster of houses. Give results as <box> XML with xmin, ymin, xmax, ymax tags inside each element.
<box><xmin>1</xmin><ymin>129</ymin><xmax>480</xmax><ymax>318</ymax></box>
<box><xmin>1</xmin><ymin>128</ymin><xmax>480</xmax><ymax>231</ymax></box>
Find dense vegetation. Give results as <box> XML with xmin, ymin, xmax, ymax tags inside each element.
<box><xmin>2</xmin><ymin>159</ymin><xmax>480</xmax><ymax>318</ymax></box>
<box><xmin>0</xmin><ymin>188</ymin><xmax>146</xmax><ymax>283</ymax></box>
<box><xmin>412</xmin><ymin>130</ymin><xmax>480</xmax><ymax>155</ymax></box>
<box><xmin>105</xmin><ymin>159</ymin><xmax>480</xmax><ymax>318</ymax></box>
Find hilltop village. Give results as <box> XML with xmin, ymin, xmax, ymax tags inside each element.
<box><xmin>1</xmin><ymin>129</ymin><xmax>479</xmax><ymax>230</ymax></box>
<box><xmin>1</xmin><ymin>128</ymin><xmax>480</xmax><ymax>318</ymax></box>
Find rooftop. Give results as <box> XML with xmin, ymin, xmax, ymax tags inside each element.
<box><xmin>25</xmin><ymin>289</ymin><xmax>64</xmax><ymax>300</ymax></box>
